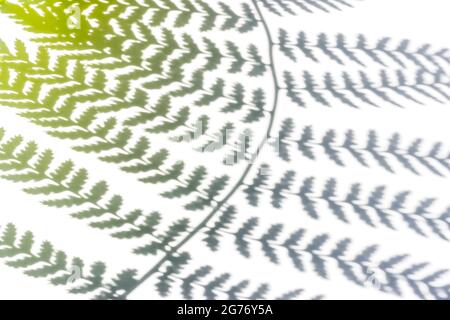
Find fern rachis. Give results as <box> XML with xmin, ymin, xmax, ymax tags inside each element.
<box><xmin>0</xmin><ymin>0</ymin><xmax>449</xmax><ymax>300</ymax></box>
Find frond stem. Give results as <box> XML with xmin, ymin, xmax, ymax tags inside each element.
<box><xmin>118</xmin><ymin>0</ymin><xmax>281</xmax><ymax>299</ymax></box>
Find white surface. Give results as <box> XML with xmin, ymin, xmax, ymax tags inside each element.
<box><xmin>0</xmin><ymin>0</ymin><xmax>449</xmax><ymax>300</ymax></box>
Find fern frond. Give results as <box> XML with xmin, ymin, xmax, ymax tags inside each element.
<box><xmin>0</xmin><ymin>130</ymin><xmax>183</xmax><ymax>250</ymax></box>
<box><xmin>259</xmin><ymin>0</ymin><xmax>363</xmax><ymax>15</ymax></box>
<box><xmin>279</xmin><ymin>31</ymin><xmax>450</xmax><ymax>71</ymax></box>
<box><xmin>273</xmin><ymin>120</ymin><xmax>450</xmax><ymax>175</ymax></box>
<box><xmin>204</xmin><ymin>206</ymin><xmax>237</xmax><ymax>251</ymax></box>
<box><xmin>245</xmin><ymin>165</ymin><xmax>450</xmax><ymax>239</ymax></box>
<box><xmin>221</xmin><ymin>219</ymin><xmax>450</xmax><ymax>299</ymax></box>
<box><xmin>156</xmin><ymin>259</ymin><xmax>320</xmax><ymax>299</ymax></box>
<box><xmin>134</xmin><ymin>220</ymin><xmax>190</xmax><ymax>255</ymax></box>
<box><xmin>283</xmin><ymin>69</ymin><xmax>450</xmax><ymax>108</ymax></box>
<box><xmin>95</xmin><ymin>269</ymin><xmax>139</xmax><ymax>300</ymax></box>
<box><xmin>0</xmin><ymin>223</ymin><xmax>135</xmax><ymax>297</ymax></box>
<box><xmin>185</xmin><ymin>175</ymin><xmax>230</xmax><ymax>211</ymax></box>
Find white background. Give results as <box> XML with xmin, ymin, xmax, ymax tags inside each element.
<box><xmin>0</xmin><ymin>0</ymin><xmax>449</xmax><ymax>300</ymax></box>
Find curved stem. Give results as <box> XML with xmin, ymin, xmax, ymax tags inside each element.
<box><xmin>119</xmin><ymin>0</ymin><xmax>281</xmax><ymax>299</ymax></box>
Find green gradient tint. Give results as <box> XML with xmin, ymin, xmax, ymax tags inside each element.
<box><xmin>0</xmin><ymin>0</ymin><xmax>119</xmax><ymax>45</ymax></box>
<box><xmin>0</xmin><ymin>0</ymin><xmax>449</xmax><ymax>301</ymax></box>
